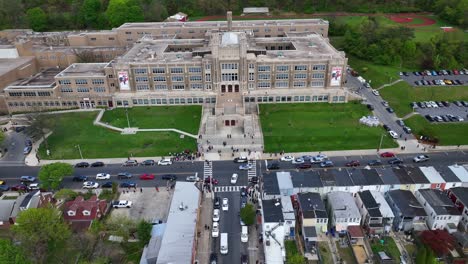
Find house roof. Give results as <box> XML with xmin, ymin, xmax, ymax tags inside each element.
<box><xmin>448</xmin><ymin>187</ymin><xmax>468</xmax><ymax>207</ymax></box>
<box><xmin>406</xmin><ymin>167</ymin><xmax>430</xmax><ymax>184</ymax></box>
<box><xmin>277</xmin><ymin>172</ymin><xmax>294</xmax><ymax>190</ymax></box>
<box><xmin>387</xmin><ymin>190</ymin><xmax>426</xmax><ymax>217</ymax></box>
<box><xmin>419</xmin><ymin>189</ymin><xmax>460</xmax><ymax>216</ymax></box>
<box><xmin>331</xmin><ymin>169</ymin><xmax>354</xmax><ymax>186</ymax></box>
<box><xmin>435</xmin><ymin>165</ymin><xmax>461</xmax><ymax>182</ymax></box>
<box><xmin>348</xmin><ymin>226</ymin><xmax>364</xmax><ymax>238</ymax></box>
<box><xmin>348</xmin><ymin>169</ymin><xmax>368</xmax><ymax>186</ymax></box>
<box><xmin>297</xmin><ymin>192</ymin><xmax>327</xmax><ymax>219</ymax></box>
<box><xmin>419</xmin><ymin>167</ymin><xmax>445</xmax><ymax>183</ymax></box>
<box><xmin>376</xmin><ymin>168</ymin><xmax>400</xmax><ymax>184</ymax></box>
<box><xmin>291</xmin><ymin>171</ymin><xmax>323</xmax><ymax>188</ymax></box>
<box><xmin>453</xmin><ymin>231</ymin><xmax>468</xmax><ymax>248</ymax></box>
<box><xmin>318</xmin><ymin>170</ymin><xmax>336</xmax><ymax>186</ymax></box>
<box><xmin>361</xmin><ymin>169</ymin><xmax>384</xmax><ymax>185</ymax></box>
<box><xmin>63</xmin><ymin>195</ymin><xmax>107</xmax><ymax>222</ymax></box>
<box><xmin>0</xmin><ymin>200</ymin><xmax>15</xmax><ymax>221</ymax></box>
<box><xmin>449</xmin><ymin>165</ymin><xmax>468</xmax><ymax>182</ymax></box>
<box><xmin>392</xmin><ymin>167</ymin><xmax>415</xmax><ymax>184</ymax></box>
<box><xmin>369</xmin><ymin>191</ymin><xmax>394</xmax><ymax>218</ymax></box>
<box><xmin>358</xmin><ymin>191</ymin><xmax>382</xmax><ymax>217</ymax></box>
<box><xmin>262</xmin><ymin>199</ymin><xmax>285</xmax><ymax>223</ymax></box>
<box><xmin>328</xmin><ymin>191</ymin><xmax>360</xmax><ymax>219</ymax></box>
<box><xmin>303</xmin><ymin>226</ymin><xmax>317</xmax><ymax>238</ymax></box>
<box><xmin>263</xmin><ymin>173</ymin><xmax>280</xmax><ymax>196</ymax></box>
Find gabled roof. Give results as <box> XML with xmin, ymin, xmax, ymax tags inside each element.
<box><xmin>435</xmin><ymin>165</ymin><xmax>460</xmax><ymax>182</ymax></box>
<box><xmin>392</xmin><ymin>167</ymin><xmax>415</xmax><ymax>184</ymax></box>
<box><xmin>63</xmin><ymin>195</ymin><xmax>107</xmax><ymax>222</ymax></box>
<box><xmin>262</xmin><ymin>199</ymin><xmax>285</xmax><ymax>223</ymax></box>
<box><xmin>291</xmin><ymin>171</ymin><xmax>323</xmax><ymax>188</ymax></box>
<box><xmin>406</xmin><ymin>167</ymin><xmax>430</xmax><ymax>184</ymax></box>
<box><xmin>358</xmin><ymin>191</ymin><xmax>382</xmax><ymax>217</ymax></box>
<box><xmin>419</xmin><ymin>167</ymin><xmax>445</xmax><ymax>183</ymax></box>
<box><xmin>387</xmin><ymin>190</ymin><xmax>426</xmax><ymax>217</ymax></box>
<box><xmin>297</xmin><ymin>192</ymin><xmax>327</xmax><ymax>219</ymax></box>
<box><xmin>376</xmin><ymin>168</ymin><xmax>400</xmax><ymax>184</ymax></box>
<box><xmin>0</xmin><ymin>200</ymin><xmax>15</xmax><ymax>221</ymax></box>
<box><xmin>361</xmin><ymin>169</ymin><xmax>384</xmax><ymax>185</ymax></box>
<box><xmin>348</xmin><ymin>226</ymin><xmax>364</xmax><ymax>238</ymax></box>
<box><xmin>449</xmin><ymin>165</ymin><xmax>468</xmax><ymax>182</ymax></box>
<box><xmin>419</xmin><ymin>189</ymin><xmax>460</xmax><ymax>216</ymax></box>
<box><xmin>449</xmin><ymin>187</ymin><xmax>468</xmax><ymax>207</ymax></box>
<box><xmin>348</xmin><ymin>169</ymin><xmax>368</xmax><ymax>186</ymax></box>
<box><xmin>331</xmin><ymin>169</ymin><xmax>354</xmax><ymax>186</ymax></box>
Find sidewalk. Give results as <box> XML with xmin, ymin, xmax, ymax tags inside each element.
<box><xmin>195</xmin><ymin>194</ymin><xmax>213</xmax><ymax>264</ymax></box>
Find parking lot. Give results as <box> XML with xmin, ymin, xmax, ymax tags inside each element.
<box><xmin>413</xmin><ymin>101</ymin><xmax>468</xmax><ymax>123</ymax></box>
<box><xmin>399</xmin><ymin>69</ymin><xmax>468</xmax><ymax>87</ymax></box>
<box><xmin>110</xmin><ymin>187</ymin><xmax>173</xmax><ymax>222</ymax></box>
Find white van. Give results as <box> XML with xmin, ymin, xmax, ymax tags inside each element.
<box><xmin>241</xmin><ymin>225</ymin><xmax>248</xmax><ymax>243</ymax></box>
<box><xmin>220</xmin><ymin>233</ymin><xmax>228</xmax><ymax>254</ymax></box>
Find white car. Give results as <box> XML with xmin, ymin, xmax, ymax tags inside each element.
<box><xmin>158</xmin><ymin>158</ymin><xmax>172</xmax><ymax>166</ymax></box>
<box><xmin>292</xmin><ymin>158</ymin><xmax>305</xmax><ymax>164</ymax></box>
<box><xmin>388</xmin><ymin>130</ymin><xmax>398</xmax><ymax>139</ymax></box>
<box><xmin>83</xmin><ymin>181</ymin><xmax>99</xmax><ymax>189</ymax></box>
<box><xmin>222</xmin><ymin>198</ymin><xmax>229</xmax><ymax>211</ymax></box>
<box><xmin>413</xmin><ymin>155</ymin><xmax>429</xmax><ymax>163</ymax></box>
<box><xmin>213</xmin><ymin>209</ymin><xmax>220</xmax><ymax>222</ymax></box>
<box><xmin>28</xmin><ymin>183</ymin><xmax>39</xmax><ymax>190</ymax></box>
<box><xmin>280</xmin><ymin>155</ymin><xmax>294</xmax><ymax>162</ymax></box>
<box><xmin>239</xmin><ymin>164</ymin><xmax>253</xmax><ymax>170</ymax></box>
<box><xmin>212</xmin><ymin>222</ymin><xmax>220</xmax><ymax>238</ymax></box>
<box><xmin>96</xmin><ymin>173</ymin><xmax>111</xmax><ymax>180</ymax></box>
<box><xmin>186</xmin><ymin>175</ymin><xmax>200</xmax><ymax>182</ymax></box>
<box><xmin>316</xmin><ymin>154</ymin><xmax>328</xmax><ymax>159</ymax></box>
<box><xmin>372</xmin><ymin>89</ymin><xmax>380</xmax><ymax>96</ymax></box>
<box><xmin>231</xmin><ymin>173</ymin><xmax>238</xmax><ymax>184</ymax></box>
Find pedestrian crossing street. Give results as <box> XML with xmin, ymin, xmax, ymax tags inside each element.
<box><xmin>214</xmin><ymin>185</ymin><xmax>247</xmax><ymax>193</ymax></box>
<box><xmin>247</xmin><ymin>160</ymin><xmax>257</xmax><ymax>179</ymax></box>
<box><xmin>203</xmin><ymin>160</ymin><xmax>212</xmax><ymax>179</ymax></box>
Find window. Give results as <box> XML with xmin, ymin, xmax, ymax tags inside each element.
<box><xmin>221</xmin><ymin>73</ymin><xmax>238</xmax><ymax>81</ymax></box>
<box><xmin>155</xmin><ymin>85</ymin><xmax>167</xmax><ymax>90</ymax></box>
<box><xmin>92</xmin><ymin>79</ymin><xmax>105</xmax><ymax>85</ymax></box>
<box><xmin>249</xmin><ymin>64</ymin><xmax>255</xmax><ymax>69</ymax></box>
<box><xmin>205</xmin><ymin>64</ymin><xmax>211</xmax><ymax>70</ymax></box>
<box><xmin>23</xmin><ymin>92</ymin><xmax>36</xmax><ymax>97</ymax></box>
<box><xmin>172</xmin><ymin>84</ymin><xmax>185</xmax><ymax>90</ymax></box>
<box><xmin>249</xmin><ymin>73</ymin><xmax>255</xmax><ymax>81</ymax></box>
<box><xmin>190</xmin><ymin>83</ymin><xmax>203</xmax><ymax>89</ymax></box>
<box><xmin>152</xmin><ymin>67</ymin><xmax>165</xmax><ymax>74</ymax></box>
<box><xmin>153</xmin><ymin>76</ymin><xmax>166</xmax><ymax>82</ymax></box>
<box><xmin>205</xmin><ymin>84</ymin><xmax>212</xmax><ymax>90</ymax></box>
<box><xmin>311</xmin><ymin>81</ymin><xmax>324</xmax><ymax>87</ymax></box>
<box><xmin>257</xmin><ymin>82</ymin><xmax>270</xmax><ymax>88</ymax></box>
<box><xmin>38</xmin><ymin>91</ymin><xmax>51</xmax><ymax>96</ymax></box>
<box><xmin>258</xmin><ymin>65</ymin><xmax>271</xmax><ymax>72</ymax></box>
<box><xmin>8</xmin><ymin>92</ymin><xmax>22</xmax><ymax>97</ymax></box>
<box><xmin>109</xmin><ymin>37</ymin><xmax>115</xmax><ymax>40</ymax></box>
<box><xmin>125</xmin><ymin>32</ymin><xmax>131</xmax><ymax>35</ymax></box>
<box><xmin>293</xmin><ymin>81</ymin><xmax>306</xmax><ymax>87</ymax></box>
<box><xmin>170</xmin><ymin>67</ymin><xmax>183</xmax><ymax>74</ymax></box>
<box><xmin>275</xmin><ymin>81</ymin><xmax>289</xmax><ymax>88</ymax></box>
<box><xmin>276</xmin><ymin>73</ymin><xmax>289</xmax><ymax>80</ymax></box>
<box><xmin>135</xmin><ymin>77</ymin><xmax>148</xmax><ymax>83</ymax></box>
<box><xmin>276</xmin><ymin>65</ymin><xmax>289</xmax><ymax>72</ymax></box>
<box><xmin>59</xmin><ymin>80</ymin><xmax>71</xmax><ymax>85</ymax></box>
<box><xmin>75</xmin><ymin>79</ymin><xmax>88</xmax><ymax>85</ymax></box>
<box><xmin>221</xmin><ymin>63</ymin><xmax>238</xmax><ymax>70</ymax></box>
<box><xmin>171</xmin><ymin>76</ymin><xmax>184</xmax><ymax>82</ymax></box>
<box><xmin>312</xmin><ymin>73</ymin><xmax>325</xmax><ymax>79</ymax></box>
<box><xmin>258</xmin><ymin>74</ymin><xmax>270</xmax><ymax>80</ymax></box>
<box><xmin>134</xmin><ymin>68</ymin><xmax>148</xmax><ymax>75</ymax></box>
<box><xmin>93</xmin><ymin>87</ymin><xmax>106</xmax><ymax>92</ymax></box>
<box><xmin>313</xmin><ymin>64</ymin><xmax>326</xmax><ymax>70</ymax></box>
<box><xmin>205</xmin><ymin>74</ymin><xmax>211</xmax><ymax>82</ymax></box>
<box><xmin>60</xmin><ymin>87</ymin><xmax>73</xmax><ymax>93</ymax></box>
<box><xmin>136</xmin><ymin>85</ymin><xmax>149</xmax><ymax>91</ymax></box>
<box><xmin>248</xmin><ymin>83</ymin><xmax>255</xmax><ymax>90</ymax></box>
<box><xmin>294</xmin><ymin>65</ymin><xmax>307</xmax><ymax>71</ymax></box>
<box><xmin>294</xmin><ymin>73</ymin><xmax>307</xmax><ymax>79</ymax></box>
<box><xmin>190</xmin><ymin>75</ymin><xmax>202</xmax><ymax>81</ymax></box>
<box><xmin>189</xmin><ymin>67</ymin><xmax>202</xmax><ymax>73</ymax></box>
<box><xmin>77</xmin><ymin>87</ymin><xmax>90</xmax><ymax>93</ymax></box>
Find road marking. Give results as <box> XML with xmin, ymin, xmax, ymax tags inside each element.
<box><xmin>214</xmin><ymin>185</ymin><xmax>246</xmax><ymax>193</ymax></box>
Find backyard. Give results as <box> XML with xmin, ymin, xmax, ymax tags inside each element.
<box><xmin>100</xmin><ymin>105</ymin><xmax>202</xmax><ymax>135</ymax></box>
<box><xmin>318</xmin><ymin>242</ymin><xmax>333</xmax><ymax>263</ymax></box>
<box><xmin>336</xmin><ymin>241</ymin><xmax>357</xmax><ymax>264</ymax></box>
<box><xmin>259</xmin><ymin>103</ymin><xmax>397</xmax><ymax>153</ymax></box>
<box><xmin>285</xmin><ymin>240</ymin><xmax>306</xmax><ymax>264</ymax></box>
<box><xmin>370</xmin><ymin>236</ymin><xmax>401</xmax><ymax>261</ymax></box>
<box><xmin>405</xmin><ymin>115</ymin><xmax>468</xmax><ymax>146</ymax></box>
<box><xmin>37</xmin><ymin>112</ymin><xmax>197</xmax><ymax>159</ymax></box>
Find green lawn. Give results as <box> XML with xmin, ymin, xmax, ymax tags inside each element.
<box><xmin>405</xmin><ymin>244</ymin><xmax>416</xmax><ymax>259</ymax></box>
<box><xmin>259</xmin><ymin>103</ymin><xmax>397</xmax><ymax>153</ymax></box>
<box><xmin>318</xmin><ymin>242</ymin><xmax>333</xmax><ymax>264</ymax></box>
<box><xmin>100</xmin><ymin>105</ymin><xmax>202</xmax><ymax>135</ymax></box>
<box><xmin>38</xmin><ymin>112</ymin><xmax>197</xmax><ymax>159</ymax></box>
<box><xmin>370</xmin><ymin>237</ymin><xmax>401</xmax><ymax>261</ymax></box>
<box><xmin>405</xmin><ymin>115</ymin><xmax>468</xmax><ymax>146</ymax></box>
<box><xmin>336</xmin><ymin>241</ymin><xmax>357</xmax><ymax>264</ymax></box>
<box><xmin>379</xmin><ymin>83</ymin><xmax>468</xmax><ymax>117</ymax></box>
<box><xmin>285</xmin><ymin>240</ymin><xmax>306</xmax><ymax>264</ymax></box>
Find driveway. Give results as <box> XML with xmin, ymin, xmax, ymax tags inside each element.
<box><xmin>0</xmin><ymin>130</ymin><xmax>28</xmax><ymax>165</ymax></box>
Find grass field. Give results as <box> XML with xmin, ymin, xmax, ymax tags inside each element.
<box><xmin>318</xmin><ymin>242</ymin><xmax>333</xmax><ymax>263</ymax></box>
<box><xmin>370</xmin><ymin>237</ymin><xmax>401</xmax><ymax>260</ymax></box>
<box><xmin>379</xmin><ymin>83</ymin><xmax>468</xmax><ymax>117</ymax></box>
<box><xmin>38</xmin><ymin>112</ymin><xmax>197</xmax><ymax>159</ymax></box>
<box><xmin>100</xmin><ymin>105</ymin><xmax>202</xmax><ymax>135</ymax></box>
<box><xmin>336</xmin><ymin>241</ymin><xmax>357</xmax><ymax>264</ymax></box>
<box><xmin>259</xmin><ymin>103</ymin><xmax>397</xmax><ymax>153</ymax></box>
<box><xmin>404</xmin><ymin>115</ymin><xmax>468</xmax><ymax>146</ymax></box>
<box><xmin>285</xmin><ymin>240</ymin><xmax>306</xmax><ymax>264</ymax></box>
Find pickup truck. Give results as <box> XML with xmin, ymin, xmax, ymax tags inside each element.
<box><xmin>112</xmin><ymin>200</ymin><xmax>132</xmax><ymax>208</ymax></box>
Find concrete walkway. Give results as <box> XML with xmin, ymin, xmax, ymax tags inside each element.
<box><xmin>401</xmin><ymin>112</ymin><xmax>420</xmax><ymax>120</ymax></box>
<box><xmin>376</xmin><ymin>79</ymin><xmax>402</xmax><ymax>90</ymax></box>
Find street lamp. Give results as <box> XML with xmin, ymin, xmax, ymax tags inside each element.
<box><xmin>75</xmin><ymin>144</ymin><xmax>83</xmax><ymax>159</ymax></box>
<box><xmin>125</xmin><ymin>106</ymin><xmax>131</xmax><ymax>128</ymax></box>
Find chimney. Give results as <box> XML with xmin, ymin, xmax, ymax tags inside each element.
<box><xmin>227</xmin><ymin>11</ymin><xmax>233</xmax><ymax>31</ymax></box>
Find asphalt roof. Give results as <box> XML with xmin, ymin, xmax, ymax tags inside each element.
<box><xmin>290</xmin><ymin>171</ymin><xmax>323</xmax><ymax>188</ymax></box>
<box><xmin>358</xmin><ymin>191</ymin><xmax>382</xmax><ymax>218</ymax></box>
<box><xmin>449</xmin><ymin>187</ymin><xmax>468</xmax><ymax>207</ymax></box>
<box><xmin>406</xmin><ymin>167</ymin><xmax>430</xmax><ymax>184</ymax></box>
<box><xmin>262</xmin><ymin>199</ymin><xmax>285</xmax><ymax>223</ymax></box>
<box><xmin>331</xmin><ymin>169</ymin><xmax>354</xmax><ymax>186</ymax></box>
<box><xmin>418</xmin><ymin>189</ymin><xmax>460</xmax><ymax>216</ymax></box>
<box><xmin>303</xmin><ymin>226</ymin><xmax>317</xmax><ymax>238</ymax></box>
<box><xmin>263</xmin><ymin>173</ymin><xmax>280</xmax><ymax>196</ymax></box>
<box><xmin>392</xmin><ymin>167</ymin><xmax>415</xmax><ymax>184</ymax></box>
<box><xmin>348</xmin><ymin>169</ymin><xmax>368</xmax><ymax>186</ymax></box>
<box><xmin>361</xmin><ymin>169</ymin><xmax>384</xmax><ymax>185</ymax></box>
<box><xmin>376</xmin><ymin>168</ymin><xmax>401</xmax><ymax>185</ymax></box>
<box><xmin>318</xmin><ymin>170</ymin><xmax>336</xmax><ymax>186</ymax></box>
<box><xmin>435</xmin><ymin>165</ymin><xmax>461</xmax><ymax>182</ymax></box>
<box><xmin>387</xmin><ymin>190</ymin><xmax>426</xmax><ymax>217</ymax></box>
<box><xmin>297</xmin><ymin>192</ymin><xmax>327</xmax><ymax>219</ymax></box>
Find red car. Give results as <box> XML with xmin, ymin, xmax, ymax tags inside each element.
<box><xmin>139</xmin><ymin>173</ymin><xmax>155</xmax><ymax>180</ymax></box>
<box><xmin>345</xmin><ymin>160</ymin><xmax>360</xmax><ymax>167</ymax></box>
<box><xmin>204</xmin><ymin>177</ymin><xmax>219</xmax><ymax>185</ymax></box>
<box><xmin>297</xmin><ymin>163</ymin><xmax>312</xmax><ymax>169</ymax></box>
<box><xmin>11</xmin><ymin>184</ymin><xmax>28</xmax><ymax>191</ymax></box>
<box><xmin>380</xmin><ymin>152</ymin><xmax>395</xmax><ymax>158</ymax></box>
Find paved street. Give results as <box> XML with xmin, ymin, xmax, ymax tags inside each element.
<box><xmin>0</xmin><ymin>130</ymin><xmax>28</xmax><ymax>165</ymax></box>
<box><xmin>400</xmin><ymin>72</ymin><xmax>468</xmax><ymax>86</ymax></box>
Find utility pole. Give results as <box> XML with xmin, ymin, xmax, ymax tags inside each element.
<box><xmin>75</xmin><ymin>144</ymin><xmax>83</xmax><ymax>159</ymax></box>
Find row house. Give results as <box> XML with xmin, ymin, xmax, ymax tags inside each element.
<box><xmin>385</xmin><ymin>190</ymin><xmax>427</xmax><ymax>232</ymax></box>
<box><xmin>327</xmin><ymin>191</ymin><xmax>361</xmax><ymax>233</ymax></box>
<box><xmin>415</xmin><ymin>189</ymin><xmax>461</xmax><ymax>232</ymax></box>
<box><xmin>355</xmin><ymin>190</ymin><xmax>394</xmax><ymax>234</ymax></box>
<box><xmin>447</xmin><ymin>187</ymin><xmax>468</xmax><ymax>231</ymax></box>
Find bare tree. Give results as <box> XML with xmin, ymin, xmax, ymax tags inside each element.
<box><xmin>72</xmin><ymin>48</ymin><xmax>99</xmax><ymax>63</ymax></box>
<box><xmin>24</xmin><ymin>110</ymin><xmax>59</xmax><ymax>154</ymax></box>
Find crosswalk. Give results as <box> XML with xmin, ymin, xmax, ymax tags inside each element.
<box><xmin>203</xmin><ymin>160</ymin><xmax>212</xmax><ymax>179</ymax></box>
<box><xmin>248</xmin><ymin>160</ymin><xmax>257</xmax><ymax>179</ymax></box>
<box><xmin>214</xmin><ymin>185</ymin><xmax>247</xmax><ymax>193</ymax></box>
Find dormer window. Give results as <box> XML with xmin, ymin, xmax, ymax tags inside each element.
<box><xmin>68</xmin><ymin>211</ymin><xmax>76</xmax><ymax>216</ymax></box>
<box><xmin>83</xmin><ymin>210</ymin><xmax>91</xmax><ymax>216</ymax></box>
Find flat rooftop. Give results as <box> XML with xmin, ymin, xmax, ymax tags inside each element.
<box><xmin>58</xmin><ymin>63</ymin><xmax>107</xmax><ymax>77</ymax></box>
<box><xmin>328</xmin><ymin>191</ymin><xmax>360</xmax><ymax>219</ymax></box>
<box><xmin>7</xmin><ymin>68</ymin><xmax>60</xmax><ymax>88</ymax></box>
<box><xmin>0</xmin><ymin>57</ymin><xmax>36</xmax><ymax>76</ymax></box>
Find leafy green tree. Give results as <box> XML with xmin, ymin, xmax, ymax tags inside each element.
<box><xmin>240</xmin><ymin>203</ymin><xmax>256</xmax><ymax>226</ymax></box>
<box><xmin>0</xmin><ymin>239</ymin><xmax>30</xmax><ymax>264</ymax></box>
<box><xmin>80</xmin><ymin>0</ymin><xmax>103</xmax><ymax>28</ymax></box>
<box><xmin>54</xmin><ymin>188</ymin><xmax>78</xmax><ymax>200</ymax></box>
<box><xmin>415</xmin><ymin>246</ymin><xmax>427</xmax><ymax>264</ymax></box>
<box><xmin>12</xmin><ymin>208</ymin><xmax>71</xmax><ymax>264</ymax></box>
<box><xmin>106</xmin><ymin>0</ymin><xmax>144</xmax><ymax>28</ymax></box>
<box><xmin>137</xmin><ymin>220</ymin><xmax>153</xmax><ymax>246</ymax></box>
<box><xmin>26</xmin><ymin>7</ymin><xmax>47</xmax><ymax>31</ymax></box>
<box><xmin>38</xmin><ymin>162</ymin><xmax>73</xmax><ymax>190</ymax></box>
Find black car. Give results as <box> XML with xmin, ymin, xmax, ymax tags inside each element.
<box><xmin>425</xmin><ymin>115</ymin><xmax>434</xmax><ymax>122</ymax></box>
<box><xmin>120</xmin><ymin>181</ymin><xmax>137</xmax><ymax>188</ymax></box>
<box><xmin>462</xmin><ymin>101</ymin><xmax>468</xmax><ymax>107</ymax></box>
<box><xmin>213</xmin><ymin>197</ymin><xmax>221</xmax><ymax>209</ymax></box>
<box><xmin>249</xmin><ymin>177</ymin><xmax>258</xmax><ymax>184</ymax></box>
<box><xmin>72</xmin><ymin>175</ymin><xmax>88</xmax><ymax>182</ymax></box>
<box><xmin>91</xmin><ymin>161</ymin><xmax>104</xmax><ymax>167</ymax></box>
<box><xmin>162</xmin><ymin>174</ymin><xmax>177</xmax><ymax>181</ymax></box>
<box><xmin>117</xmin><ymin>172</ymin><xmax>132</xmax><ymax>179</ymax></box>
<box><xmin>75</xmin><ymin>162</ymin><xmax>89</xmax><ymax>168</ymax></box>
<box><xmin>140</xmin><ymin>159</ymin><xmax>155</xmax><ymax>166</ymax></box>
<box><xmin>240</xmin><ymin>187</ymin><xmax>247</xmax><ymax>197</ymax></box>
<box><xmin>383</xmin><ymin>124</ymin><xmax>391</xmax><ymax>131</ymax></box>
<box><xmin>388</xmin><ymin>158</ymin><xmax>403</xmax><ymax>165</ymax></box>
<box><xmin>25</xmin><ymin>139</ymin><xmax>32</xmax><ymax>146</ymax></box>
<box><xmin>267</xmin><ymin>163</ymin><xmax>280</xmax><ymax>170</ymax></box>
<box><xmin>210</xmin><ymin>253</ymin><xmax>218</xmax><ymax>264</ymax></box>
<box><xmin>367</xmin><ymin>104</ymin><xmax>374</xmax><ymax>110</ymax></box>
<box><xmin>386</xmin><ymin>107</ymin><xmax>394</xmax><ymax>113</ymax></box>
<box><xmin>368</xmin><ymin>160</ymin><xmax>382</xmax><ymax>166</ymax></box>
<box><xmin>101</xmin><ymin>181</ymin><xmax>114</xmax><ymax>188</ymax></box>
<box><xmin>403</xmin><ymin>126</ymin><xmax>412</xmax><ymax>134</ymax></box>
<box><xmin>442</xmin><ymin>101</ymin><xmax>450</xmax><ymax>107</ymax></box>
<box><xmin>241</xmin><ymin>254</ymin><xmax>248</xmax><ymax>264</ymax></box>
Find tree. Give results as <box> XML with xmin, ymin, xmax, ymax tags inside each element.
<box><xmin>54</xmin><ymin>188</ymin><xmax>78</xmax><ymax>200</ymax></box>
<box><xmin>137</xmin><ymin>220</ymin><xmax>152</xmax><ymax>246</ymax></box>
<box><xmin>79</xmin><ymin>0</ymin><xmax>103</xmax><ymax>28</ymax></box>
<box><xmin>24</xmin><ymin>111</ymin><xmax>59</xmax><ymax>154</ymax></box>
<box><xmin>26</xmin><ymin>7</ymin><xmax>47</xmax><ymax>31</ymax></box>
<box><xmin>106</xmin><ymin>0</ymin><xmax>144</xmax><ymax>28</ymax></box>
<box><xmin>415</xmin><ymin>246</ymin><xmax>427</xmax><ymax>264</ymax></box>
<box><xmin>38</xmin><ymin>162</ymin><xmax>73</xmax><ymax>190</ymax></box>
<box><xmin>420</xmin><ymin>229</ymin><xmax>456</xmax><ymax>256</ymax></box>
<box><xmin>12</xmin><ymin>208</ymin><xmax>71</xmax><ymax>263</ymax></box>
<box><xmin>240</xmin><ymin>203</ymin><xmax>256</xmax><ymax>226</ymax></box>
<box><xmin>0</xmin><ymin>239</ymin><xmax>29</xmax><ymax>264</ymax></box>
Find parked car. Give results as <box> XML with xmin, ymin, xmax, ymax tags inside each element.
<box><xmin>372</xmin><ymin>89</ymin><xmax>380</xmax><ymax>96</ymax></box>
<box><xmin>382</xmin><ymin>101</ymin><xmax>389</xmax><ymax>107</ymax></box>
<box><xmin>380</xmin><ymin>152</ymin><xmax>395</xmax><ymax>158</ymax></box>
<box><xmin>367</xmin><ymin>104</ymin><xmax>374</xmax><ymax>110</ymax></box>
<box><xmin>73</xmin><ymin>175</ymin><xmax>88</xmax><ymax>182</ymax></box>
<box><xmin>91</xmin><ymin>161</ymin><xmax>104</xmax><ymax>167</ymax></box>
<box><xmin>345</xmin><ymin>160</ymin><xmax>360</xmax><ymax>167</ymax></box>
<box><xmin>101</xmin><ymin>181</ymin><xmax>114</xmax><ymax>188</ymax></box>
<box><xmin>368</xmin><ymin>160</ymin><xmax>382</xmax><ymax>166</ymax></box>
<box><xmin>222</xmin><ymin>198</ymin><xmax>229</xmax><ymax>211</ymax></box>
<box><xmin>186</xmin><ymin>175</ymin><xmax>200</xmax><ymax>182</ymax></box>
<box><xmin>320</xmin><ymin>161</ymin><xmax>334</xmax><ymax>168</ymax></box>
<box><xmin>75</xmin><ymin>162</ymin><xmax>89</xmax><ymax>168</ymax></box>
<box><xmin>410</xmin><ymin>102</ymin><xmax>418</xmax><ymax>109</ymax></box>
<box><xmin>140</xmin><ymin>159</ymin><xmax>155</xmax><ymax>166</ymax></box>
<box><xmin>297</xmin><ymin>163</ymin><xmax>312</xmax><ymax>169</ymax></box>
<box><xmin>123</xmin><ymin>160</ymin><xmax>138</xmax><ymax>166</ymax></box>
<box><xmin>0</xmin><ymin>185</ymin><xmax>10</xmax><ymax>191</ymax></box>
<box><xmin>239</xmin><ymin>164</ymin><xmax>253</xmax><ymax>170</ymax></box>
<box><xmin>25</xmin><ymin>139</ymin><xmax>32</xmax><ymax>146</ymax></box>
<box><xmin>23</xmin><ymin>146</ymin><xmax>32</xmax><ymax>155</ymax></box>
<box><xmin>96</xmin><ymin>173</ymin><xmax>111</xmax><ymax>180</ymax></box>
<box><xmin>292</xmin><ymin>157</ymin><xmax>305</xmax><ymax>164</ymax></box>
<box><xmin>383</xmin><ymin>124</ymin><xmax>391</xmax><ymax>131</ymax></box>
<box><xmin>82</xmin><ymin>181</ymin><xmax>99</xmax><ymax>189</ymax></box>
<box><xmin>112</xmin><ymin>200</ymin><xmax>132</xmax><ymax>208</ymax></box>
<box><xmin>230</xmin><ymin>174</ymin><xmax>238</xmax><ymax>184</ymax></box>
<box><xmin>213</xmin><ymin>197</ymin><xmax>221</xmax><ymax>209</ymax></box>
<box><xmin>120</xmin><ymin>181</ymin><xmax>137</xmax><ymax>188</ymax></box>
<box><xmin>233</xmin><ymin>156</ymin><xmax>248</xmax><ymax>163</ymax></box>
<box><xmin>386</xmin><ymin>107</ymin><xmax>394</xmax><ymax>113</ymax></box>
<box><xmin>388</xmin><ymin>130</ymin><xmax>398</xmax><ymax>139</ymax></box>
<box><xmin>396</xmin><ymin>120</ymin><xmax>405</xmax><ymax>127</ymax></box>
<box><xmin>11</xmin><ymin>184</ymin><xmax>28</xmax><ymax>191</ymax></box>
<box><xmin>117</xmin><ymin>172</ymin><xmax>133</xmax><ymax>179</ymax></box>
<box><xmin>212</xmin><ymin>222</ymin><xmax>220</xmax><ymax>238</ymax></box>
<box><xmin>280</xmin><ymin>155</ymin><xmax>294</xmax><ymax>162</ymax></box>
<box><xmin>162</xmin><ymin>174</ymin><xmax>177</xmax><ymax>181</ymax></box>
<box><xmin>157</xmin><ymin>158</ymin><xmax>172</xmax><ymax>166</ymax></box>
<box><xmin>28</xmin><ymin>183</ymin><xmax>40</xmax><ymax>190</ymax></box>
<box><xmin>213</xmin><ymin>209</ymin><xmax>220</xmax><ymax>222</ymax></box>
<box><xmin>388</xmin><ymin>158</ymin><xmax>403</xmax><ymax>165</ymax></box>
<box><xmin>20</xmin><ymin>176</ymin><xmax>36</xmax><ymax>182</ymax></box>
<box><xmin>403</xmin><ymin>126</ymin><xmax>412</xmax><ymax>134</ymax></box>
<box><xmin>139</xmin><ymin>173</ymin><xmax>155</xmax><ymax>180</ymax></box>
<box><xmin>413</xmin><ymin>155</ymin><xmax>429</xmax><ymax>163</ymax></box>
<box><xmin>267</xmin><ymin>162</ymin><xmax>280</xmax><ymax>170</ymax></box>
